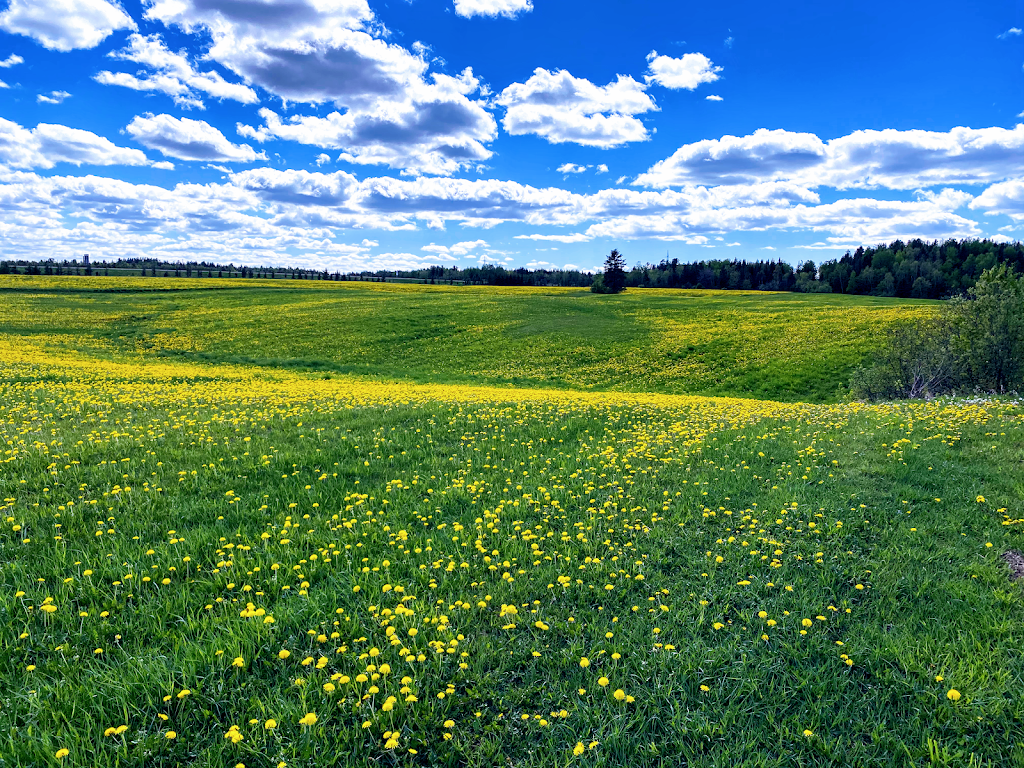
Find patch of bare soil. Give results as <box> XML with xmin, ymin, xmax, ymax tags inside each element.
<box><xmin>1002</xmin><ymin>550</ymin><xmax>1024</xmax><ymax>581</ymax></box>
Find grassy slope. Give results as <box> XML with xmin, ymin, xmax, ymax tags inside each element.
<box><xmin>0</xmin><ymin>275</ymin><xmax>934</xmax><ymax>402</ymax></box>
<box><xmin>0</xmin><ymin>355</ymin><xmax>1022</xmax><ymax>767</ymax></box>
<box><xmin>1</xmin><ymin>277</ymin><xmax>1021</xmax><ymax>767</ymax></box>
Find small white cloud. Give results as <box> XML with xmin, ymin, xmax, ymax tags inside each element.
<box><xmin>453</xmin><ymin>0</ymin><xmax>533</xmax><ymax>18</ymax></box>
<box><xmin>0</xmin><ymin>0</ymin><xmax>135</xmax><ymax>52</ymax></box>
<box><xmin>557</xmin><ymin>162</ymin><xmax>590</xmax><ymax>174</ymax></box>
<box><xmin>998</xmin><ymin>27</ymin><xmax>1022</xmax><ymax>39</ymax></box>
<box><xmin>420</xmin><ymin>239</ymin><xmax>488</xmax><ymax>258</ymax></box>
<box><xmin>126</xmin><ymin>114</ymin><xmax>264</xmax><ymax>163</ymax></box>
<box><xmin>0</xmin><ymin>79</ymin><xmax>8</xmax><ymax>89</ymax></box>
<box><xmin>315</xmin><ymin>153</ymin><xmax>331</xmax><ymax>166</ymax></box>
<box><xmin>596</xmin><ymin>164</ymin><xmax>609</xmax><ymax>174</ymax></box>
<box><xmin>152</xmin><ymin>160</ymin><xmax>175</xmax><ymax>170</ymax></box>
<box><xmin>724</xmin><ymin>35</ymin><xmax>734</xmax><ymax>48</ymax></box>
<box><xmin>498</xmin><ymin>68</ymin><xmax>657</xmax><ymax>148</ymax></box>
<box><xmin>645</xmin><ymin>51</ymin><xmax>722</xmax><ymax>90</ymax></box>
<box><xmin>37</xmin><ymin>91</ymin><xmax>71</xmax><ymax>104</ymax></box>
<box><xmin>0</xmin><ymin>53</ymin><xmax>23</xmax><ymax>68</ymax></box>
<box><xmin>615</xmin><ymin>175</ymin><xmax>628</xmax><ymax>184</ymax></box>
<box><xmin>706</xmin><ymin>94</ymin><xmax>723</xmax><ymax>101</ymax></box>
<box><xmin>762</xmin><ymin>246</ymin><xmax>776</xmax><ymax>250</ymax></box>
<box><xmin>514</xmin><ymin>233</ymin><xmax>591</xmax><ymax>243</ymax></box>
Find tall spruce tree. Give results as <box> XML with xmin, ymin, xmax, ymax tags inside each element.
<box><xmin>602</xmin><ymin>249</ymin><xmax>627</xmax><ymax>294</ymax></box>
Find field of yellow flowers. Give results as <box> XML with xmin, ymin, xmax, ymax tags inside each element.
<box><xmin>0</xmin><ymin>275</ymin><xmax>934</xmax><ymax>401</ymax></box>
<box><xmin>1</xmin><ymin>277</ymin><xmax>1022</xmax><ymax>767</ymax></box>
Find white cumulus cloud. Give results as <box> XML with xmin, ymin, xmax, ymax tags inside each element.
<box><xmin>971</xmin><ymin>178</ymin><xmax>1024</xmax><ymax>220</ymax></box>
<box><xmin>0</xmin><ymin>164</ymin><xmax>1000</xmax><ymax>266</ymax></box>
<box><xmin>497</xmin><ymin>68</ymin><xmax>657</xmax><ymax>147</ymax></box>
<box><xmin>0</xmin><ymin>117</ymin><xmax>150</xmax><ymax>169</ymax></box>
<box><xmin>237</xmin><ymin>68</ymin><xmax>496</xmax><ymax>176</ymax></box>
<box><xmin>645</xmin><ymin>51</ymin><xmax>721</xmax><ymax>90</ymax></box>
<box><xmin>637</xmin><ymin>128</ymin><xmax>827</xmax><ymax>187</ymax></box>
<box><xmin>95</xmin><ymin>33</ymin><xmax>258</xmax><ymax>109</ymax></box>
<box><xmin>0</xmin><ymin>53</ymin><xmax>23</xmax><ymax>68</ymax></box>
<box><xmin>145</xmin><ymin>0</ymin><xmax>495</xmax><ymax>175</ymax></box>
<box><xmin>0</xmin><ymin>0</ymin><xmax>135</xmax><ymax>52</ymax></box>
<box><xmin>637</xmin><ymin>125</ymin><xmax>1024</xmax><ymax>190</ymax></box>
<box><xmin>453</xmin><ymin>0</ymin><xmax>532</xmax><ymax>18</ymax></box>
<box><xmin>126</xmin><ymin>114</ymin><xmax>264</xmax><ymax>163</ymax></box>
<box><xmin>421</xmin><ymin>239</ymin><xmax>488</xmax><ymax>257</ymax></box>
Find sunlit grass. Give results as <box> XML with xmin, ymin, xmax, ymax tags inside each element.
<box><xmin>0</xmin><ymin>275</ymin><xmax>935</xmax><ymax>402</ymax></box>
<box><xmin>1</xmin><ymin>338</ymin><xmax>1023</xmax><ymax>766</ymax></box>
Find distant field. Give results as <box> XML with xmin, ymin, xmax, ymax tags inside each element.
<box><xmin>0</xmin><ymin>275</ymin><xmax>935</xmax><ymax>402</ymax></box>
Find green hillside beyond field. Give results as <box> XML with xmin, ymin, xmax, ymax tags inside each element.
<box><xmin>0</xmin><ymin>276</ymin><xmax>934</xmax><ymax>401</ymax></box>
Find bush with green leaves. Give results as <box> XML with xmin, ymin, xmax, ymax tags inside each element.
<box><xmin>851</xmin><ymin>265</ymin><xmax>1024</xmax><ymax>399</ymax></box>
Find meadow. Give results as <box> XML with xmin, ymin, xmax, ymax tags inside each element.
<box><xmin>1</xmin><ymin>276</ymin><xmax>1022</xmax><ymax>767</ymax></box>
<box><xmin>0</xmin><ymin>275</ymin><xmax>936</xmax><ymax>401</ymax></box>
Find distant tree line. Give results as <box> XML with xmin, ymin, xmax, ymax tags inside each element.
<box><xmin>627</xmin><ymin>239</ymin><xmax>1024</xmax><ymax>298</ymax></box>
<box><xmin>0</xmin><ymin>238</ymin><xmax>1020</xmax><ymax>298</ymax></box>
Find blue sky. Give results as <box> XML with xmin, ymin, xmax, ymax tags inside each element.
<box><xmin>0</xmin><ymin>0</ymin><xmax>1022</xmax><ymax>271</ymax></box>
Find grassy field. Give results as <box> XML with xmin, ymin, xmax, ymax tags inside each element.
<box><xmin>1</xmin><ymin>276</ymin><xmax>1022</xmax><ymax>767</ymax></box>
<box><xmin>0</xmin><ymin>275</ymin><xmax>935</xmax><ymax>402</ymax></box>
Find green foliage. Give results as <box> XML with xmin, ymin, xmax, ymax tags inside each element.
<box><xmin>626</xmin><ymin>238</ymin><xmax>1024</xmax><ymax>298</ymax></box>
<box><xmin>851</xmin><ymin>265</ymin><xmax>1024</xmax><ymax>399</ymax></box>
<box><xmin>600</xmin><ymin>249</ymin><xmax>627</xmax><ymax>294</ymax></box>
<box><xmin>949</xmin><ymin>264</ymin><xmax>1024</xmax><ymax>392</ymax></box>
<box><xmin>850</xmin><ymin>317</ymin><xmax>955</xmax><ymax>400</ymax></box>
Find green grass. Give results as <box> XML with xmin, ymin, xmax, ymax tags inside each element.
<box><xmin>0</xmin><ymin>275</ymin><xmax>1021</xmax><ymax>767</ymax></box>
<box><xmin>0</xmin><ymin>275</ymin><xmax>934</xmax><ymax>402</ymax></box>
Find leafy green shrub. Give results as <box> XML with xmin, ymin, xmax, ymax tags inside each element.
<box><xmin>852</xmin><ymin>265</ymin><xmax>1024</xmax><ymax>399</ymax></box>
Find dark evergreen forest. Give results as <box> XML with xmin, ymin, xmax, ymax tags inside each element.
<box><xmin>1</xmin><ymin>238</ymin><xmax>1021</xmax><ymax>299</ymax></box>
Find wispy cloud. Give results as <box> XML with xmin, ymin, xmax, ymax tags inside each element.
<box><xmin>37</xmin><ymin>90</ymin><xmax>71</xmax><ymax>104</ymax></box>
